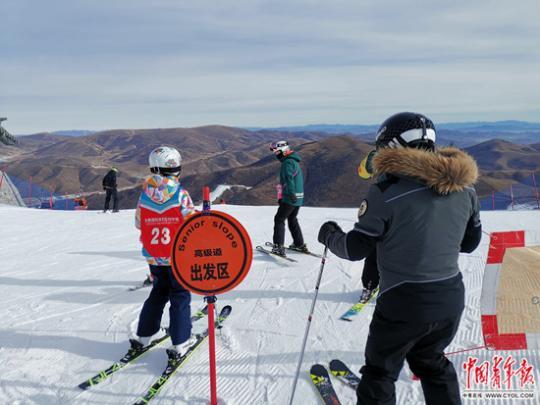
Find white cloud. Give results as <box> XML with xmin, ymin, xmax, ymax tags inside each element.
<box><xmin>1</xmin><ymin>0</ymin><xmax>539</xmax><ymax>133</ymax></box>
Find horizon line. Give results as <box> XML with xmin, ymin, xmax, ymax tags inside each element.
<box><xmin>10</xmin><ymin>119</ymin><xmax>540</xmax><ymax>136</ymax></box>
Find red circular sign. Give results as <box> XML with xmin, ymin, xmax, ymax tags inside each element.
<box><xmin>171</xmin><ymin>210</ymin><xmax>253</xmax><ymax>295</ymax></box>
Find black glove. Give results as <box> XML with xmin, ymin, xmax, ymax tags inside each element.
<box><xmin>318</xmin><ymin>221</ymin><xmax>342</xmax><ymax>246</ymax></box>
<box><xmin>278</xmin><ymin>198</ymin><xmax>282</xmax><ymax>204</ymax></box>
<box><xmin>289</xmin><ymin>194</ymin><xmax>297</xmax><ymax>203</ymax></box>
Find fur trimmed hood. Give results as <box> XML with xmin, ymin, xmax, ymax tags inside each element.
<box><xmin>372</xmin><ymin>147</ymin><xmax>479</xmax><ymax>195</ymax></box>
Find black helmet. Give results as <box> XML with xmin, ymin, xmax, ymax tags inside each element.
<box><xmin>375</xmin><ymin>112</ymin><xmax>436</xmax><ymax>150</ymax></box>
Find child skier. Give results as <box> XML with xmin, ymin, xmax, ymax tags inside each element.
<box><xmin>132</xmin><ymin>146</ymin><xmax>196</xmax><ymax>362</ymax></box>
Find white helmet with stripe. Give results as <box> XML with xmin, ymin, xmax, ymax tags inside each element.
<box><xmin>148</xmin><ymin>146</ymin><xmax>182</xmax><ymax>175</ymax></box>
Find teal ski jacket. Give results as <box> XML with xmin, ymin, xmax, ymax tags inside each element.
<box><xmin>279</xmin><ymin>152</ymin><xmax>304</xmax><ymax>206</ymax></box>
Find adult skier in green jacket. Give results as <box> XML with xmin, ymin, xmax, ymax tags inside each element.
<box><xmin>270</xmin><ymin>140</ymin><xmax>308</xmax><ymax>257</ymax></box>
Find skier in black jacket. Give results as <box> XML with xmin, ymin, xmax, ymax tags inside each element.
<box><xmin>318</xmin><ymin>112</ymin><xmax>482</xmax><ymax>405</ymax></box>
<box><xmin>102</xmin><ymin>167</ymin><xmax>119</xmax><ymax>213</ymax></box>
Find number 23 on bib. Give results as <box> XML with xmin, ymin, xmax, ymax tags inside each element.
<box><xmin>140</xmin><ymin>201</ymin><xmax>184</xmax><ymax>258</ymax></box>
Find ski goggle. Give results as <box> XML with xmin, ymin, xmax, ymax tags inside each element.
<box><xmin>357</xmin><ymin>150</ymin><xmax>376</xmax><ymax>179</ymax></box>
<box><xmin>269</xmin><ymin>141</ymin><xmax>289</xmax><ymax>154</ymax></box>
<box><xmin>270</xmin><ymin>141</ymin><xmax>288</xmax><ymax>149</ymax></box>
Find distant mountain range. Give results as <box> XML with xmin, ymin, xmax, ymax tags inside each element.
<box><xmin>17</xmin><ymin>120</ymin><xmax>540</xmax><ymax>140</ymax></box>
<box><xmin>251</xmin><ymin>120</ymin><xmax>540</xmax><ymax>133</ymax></box>
<box><xmin>50</xmin><ymin>130</ymin><xmax>96</xmax><ymax>137</ymax></box>
<box><xmin>251</xmin><ymin>121</ymin><xmax>540</xmax><ymax>146</ymax></box>
<box><xmin>0</xmin><ymin>126</ymin><xmax>325</xmax><ymax>205</ymax></box>
<box><xmin>1</xmin><ymin>125</ymin><xmax>538</xmax><ymax>210</ymax></box>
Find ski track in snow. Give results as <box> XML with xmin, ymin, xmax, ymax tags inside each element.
<box><xmin>0</xmin><ymin>205</ymin><xmax>539</xmax><ymax>404</ymax></box>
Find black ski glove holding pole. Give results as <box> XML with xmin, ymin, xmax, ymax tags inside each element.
<box><xmin>318</xmin><ymin>221</ymin><xmax>343</xmax><ymax>246</ymax></box>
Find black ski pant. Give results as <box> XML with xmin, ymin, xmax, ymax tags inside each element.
<box><xmin>136</xmin><ymin>265</ymin><xmax>192</xmax><ymax>345</ymax></box>
<box><xmin>357</xmin><ymin>309</ymin><xmax>462</xmax><ymax>405</ymax></box>
<box><xmin>362</xmin><ymin>250</ymin><xmax>380</xmax><ymax>290</ymax></box>
<box><xmin>273</xmin><ymin>202</ymin><xmax>304</xmax><ymax>246</ymax></box>
<box><xmin>104</xmin><ymin>188</ymin><xmax>119</xmax><ymax>211</ymax></box>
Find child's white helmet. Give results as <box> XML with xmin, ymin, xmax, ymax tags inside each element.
<box><xmin>148</xmin><ymin>146</ymin><xmax>182</xmax><ymax>174</ymax></box>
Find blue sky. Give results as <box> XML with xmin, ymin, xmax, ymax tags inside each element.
<box><xmin>1</xmin><ymin>0</ymin><xmax>539</xmax><ymax>134</ymax></box>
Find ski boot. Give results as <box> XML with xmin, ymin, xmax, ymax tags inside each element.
<box><xmin>128</xmin><ymin>338</ymin><xmax>145</xmax><ymax>355</ymax></box>
<box><xmin>271</xmin><ymin>244</ymin><xmax>286</xmax><ymax>257</ymax></box>
<box><xmin>129</xmin><ymin>325</ymin><xmax>167</xmax><ymax>351</ymax></box>
<box><xmin>359</xmin><ymin>288</ymin><xmax>375</xmax><ymax>304</ymax></box>
<box><xmin>166</xmin><ymin>336</ymin><xmax>198</xmax><ymax>364</ymax></box>
<box><xmin>289</xmin><ymin>243</ymin><xmax>309</xmax><ymax>254</ymax></box>
<box><xmin>142</xmin><ymin>274</ymin><xmax>153</xmax><ymax>287</ymax></box>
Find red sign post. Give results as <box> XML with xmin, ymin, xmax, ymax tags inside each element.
<box><xmin>171</xmin><ymin>186</ymin><xmax>252</xmax><ymax>405</ymax></box>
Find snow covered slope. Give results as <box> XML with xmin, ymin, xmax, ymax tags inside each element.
<box><xmin>0</xmin><ymin>205</ymin><xmax>539</xmax><ymax>404</ymax></box>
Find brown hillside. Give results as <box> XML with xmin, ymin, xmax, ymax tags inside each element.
<box><xmin>5</xmin><ymin>128</ymin><xmax>539</xmax><ymax>209</ymax></box>
<box><xmin>464</xmin><ymin>139</ymin><xmax>540</xmax><ymax>197</ymax></box>
<box><xmin>4</xmin><ymin>126</ymin><xmax>325</xmax><ymax>198</ymax></box>
<box><xmin>465</xmin><ymin>139</ymin><xmax>540</xmax><ymax>171</ymax></box>
<box><xmin>181</xmin><ymin>135</ymin><xmax>374</xmax><ymax>208</ymax></box>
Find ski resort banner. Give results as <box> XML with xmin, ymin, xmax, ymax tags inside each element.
<box><xmin>171</xmin><ymin>210</ymin><xmax>253</xmax><ymax>295</ymax></box>
<box><xmin>481</xmin><ymin>230</ymin><xmax>540</xmax><ymax>350</ymax></box>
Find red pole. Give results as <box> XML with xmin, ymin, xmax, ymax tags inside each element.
<box><xmin>50</xmin><ymin>193</ymin><xmax>53</xmax><ymax>209</ymax></box>
<box><xmin>445</xmin><ymin>345</ymin><xmax>488</xmax><ymax>356</ymax></box>
<box><xmin>202</xmin><ymin>185</ymin><xmax>217</xmax><ymax>405</ymax></box>
<box><xmin>207</xmin><ymin>298</ymin><xmax>217</xmax><ymax>405</ymax></box>
<box><xmin>203</xmin><ymin>186</ymin><xmax>211</xmax><ymax>211</ymax></box>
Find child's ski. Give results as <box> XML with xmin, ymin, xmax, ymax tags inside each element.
<box><xmin>77</xmin><ymin>305</ymin><xmax>208</xmax><ymax>390</ymax></box>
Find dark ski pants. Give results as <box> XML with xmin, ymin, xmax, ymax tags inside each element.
<box><xmin>136</xmin><ymin>265</ymin><xmax>192</xmax><ymax>345</ymax></box>
<box><xmin>357</xmin><ymin>309</ymin><xmax>462</xmax><ymax>405</ymax></box>
<box><xmin>104</xmin><ymin>188</ymin><xmax>119</xmax><ymax>211</ymax></box>
<box><xmin>362</xmin><ymin>251</ymin><xmax>380</xmax><ymax>290</ymax></box>
<box><xmin>273</xmin><ymin>202</ymin><xmax>304</xmax><ymax>246</ymax></box>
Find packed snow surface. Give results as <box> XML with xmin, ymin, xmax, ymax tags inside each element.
<box><xmin>0</xmin><ymin>205</ymin><xmax>539</xmax><ymax>404</ymax></box>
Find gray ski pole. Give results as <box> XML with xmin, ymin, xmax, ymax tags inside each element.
<box><xmin>288</xmin><ymin>246</ymin><xmax>329</xmax><ymax>405</ymax></box>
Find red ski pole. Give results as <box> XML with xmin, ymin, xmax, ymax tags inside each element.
<box><xmin>202</xmin><ymin>186</ymin><xmax>218</xmax><ymax>405</ymax></box>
